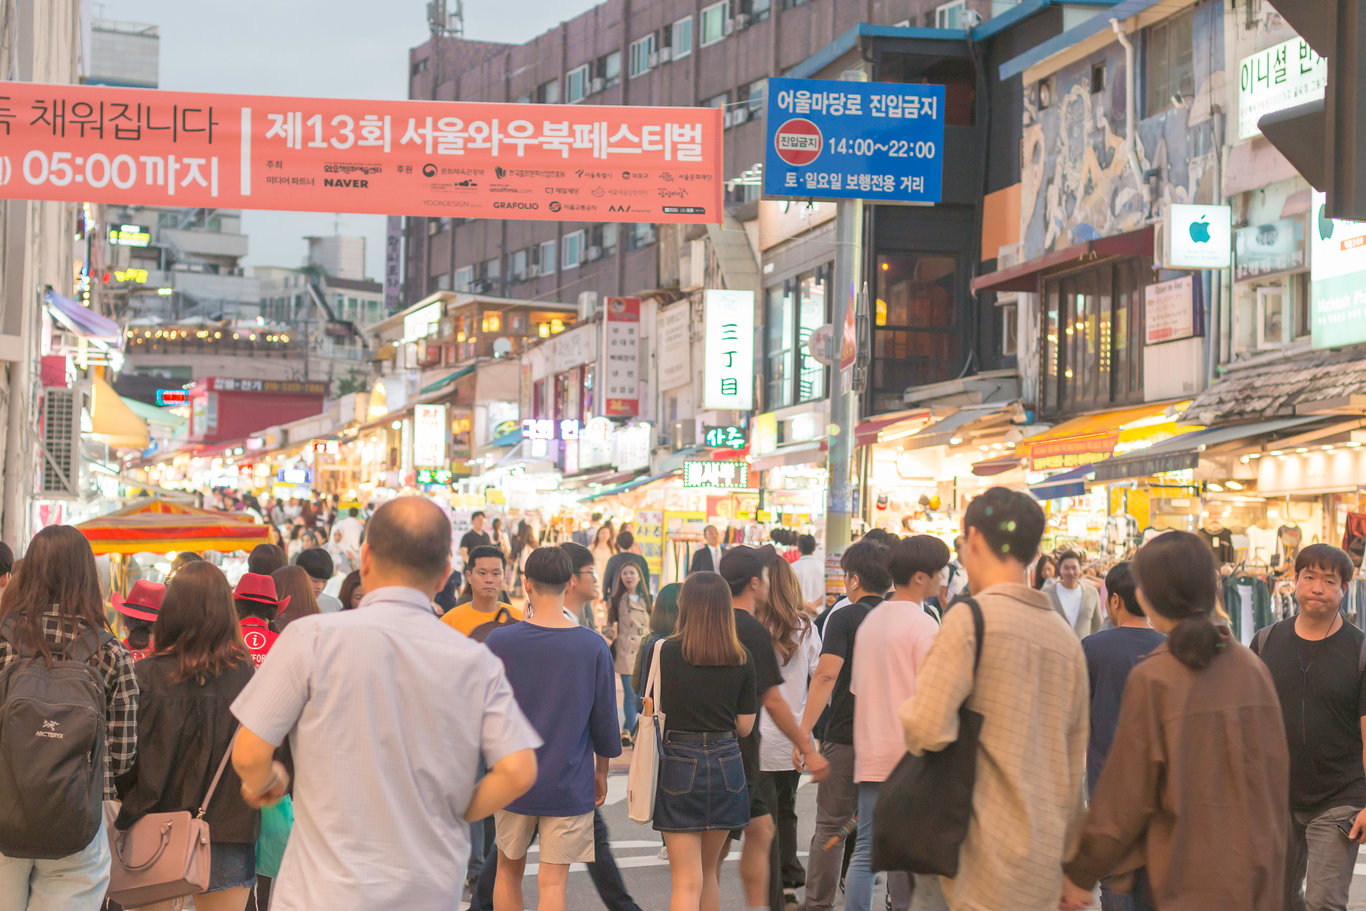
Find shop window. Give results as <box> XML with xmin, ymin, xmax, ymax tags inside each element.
<box><xmin>671</xmin><ymin>17</ymin><xmax>693</xmax><ymax>59</ymax></box>
<box><xmin>1040</xmin><ymin>258</ymin><xmax>1147</xmax><ymax>416</ymax></box>
<box><xmin>872</xmin><ymin>252</ymin><xmax>958</xmax><ymax>400</ymax></box>
<box><xmin>700</xmin><ymin>1</ymin><xmax>729</xmax><ymax>47</ymax></box>
<box><xmin>1144</xmin><ymin>9</ymin><xmax>1194</xmax><ymax>116</ymax></box>
<box><xmin>765</xmin><ymin>286</ymin><xmax>794</xmax><ymax>410</ymax></box>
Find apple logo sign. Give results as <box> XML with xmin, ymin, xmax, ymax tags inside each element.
<box><xmin>1319</xmin><ymin>203</ymin><xmax>1335</xmax><ymax>241</ymax></box>
<box><xmin>1188</xmin><ymin>215</ymin><xmax>1211</xmax><ymax>244</ymax></box>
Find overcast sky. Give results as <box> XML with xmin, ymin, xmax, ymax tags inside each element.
<box><xmin>104</xmin><ymin>0</ymin><xmax>594</xmax><ymax>278</ymax></box>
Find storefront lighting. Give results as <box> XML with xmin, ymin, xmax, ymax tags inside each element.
<box><xmin>1240</xmin><ymin>455</ymin><xmax>1251</xmax><ymax>464</ymax></box>
<box><xmin>1321</xmin><ymin>444</ymin><xmax>1336</xmax><ymax>451</ymax></box>
<box><xmin>1225</xmin><ymin>480</ymin><xmax>1244</xmax><ymax>491</ymax></box>
<box><xmin>1349</xmin><ymin>441</ymin><xmax>1364</xmax><ymax>448</ymax></box>
<box><xmin>156</xmin><ymin>287</ymin><xmax>173</xmax><ymax>296</ymax></box>
<box><xmin>1269</xmin><ymin>450</ymin><xmax>1283</xmax><ymax>457</ymax></box>
<box><xmin>948</xmin><ymin>436</ymin><xmax>963</xmax><ymax>445</ymax></box>
<box><xmin>1207</xmin><ymin>483</ymin><xmax>1224</xmax><ymax>492</ymax></box>
<box><xmin>391</xmin><ymin>420</ymin><xmax>402</xmax><ymax>429</ymax></box>
<box><xmin>1295</xmin><ymin>447</ymin><xmax>1308</xmax><ymax>453</ymax></box>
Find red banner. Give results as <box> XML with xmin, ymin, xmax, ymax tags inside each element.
<box><xmin>0</xmin><ymin>82</ymin><xmax>723</xmax><ymax>224</ymax></box>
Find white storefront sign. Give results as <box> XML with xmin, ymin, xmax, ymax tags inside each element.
<box><xmin>702</xmin><ymin>289</ymin><xmax>755</xmax><ymax>411</ymax></box>
<box><xmin>1166</xmin><ymin>204</ymin><xmax>1232</xmax><ymax>269</ymax></box>
<box><xmin>657</xmin><ymin>301</ymin><xmax>693</xmax><ymax>391</ymax></box>
<box><xmin>601</xmin><ymin>297</ymin><xmax>641</xmax><ymax>417</ymax></box>
<box><xmin>613</xmin><ymin>423</ymin><xmax>652</xmax><ymax>472</ymax></box>
<box><xmin>1144</xmin><ymin>275</ymin><xmax>1196</xmax><ymax>345</ymax></box>
<box><xmin>412</xmin><ymin>403</ymin><xmax>448</xmax><ymax>468</ymax></box>
<box><xmin>1238</xmin><ymin>36</ymin><xmax>1327</xmax><ymax>140</ymax></box>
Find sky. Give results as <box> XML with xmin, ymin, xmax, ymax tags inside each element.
<box><xmin>105</xmin><ymin>0</ymin><xmax>596</xmax><ymax>278</ymax></box>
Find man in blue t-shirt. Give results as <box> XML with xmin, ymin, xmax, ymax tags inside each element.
<box><xmin>484</xmin><ymin>546</ymin><xmax>622</xmax><ymax>911</ymax></box>
<box><xmin>1081</xmin><ymin>561</ymin><xmax>1165</xmax><ymax>911</ymax></box>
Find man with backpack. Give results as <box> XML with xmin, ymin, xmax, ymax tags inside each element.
<box><xmin>441</xmin><ymin>545</ymin><xmax>522</xmax><ymax>639</ymax></box>
<box><xmin>0</xmin><ymin>525</ymin><xmax>140</xmax><ymax>910</ymax></box>
<box><xmin>1252</xmin><ymin>544</ymin><xmax>1366</xmax><ymax>911</ymax></box>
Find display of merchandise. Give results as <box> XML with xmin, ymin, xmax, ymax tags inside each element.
<box><xmin>1246</xmin><ymin>524</ymin><xmax>1278</xmax><ymax>565</ymax></box>
<box><xmin>1101</xmin><ymin>513</ymin><xmax>1140</xmax><ymax>557</ymax></box>
<box><xmin>1199</xmin><ymin>524</ymin><xmax>1235</xmax><ymax>565</ymax></box>
<box><xmin>1222</xmin><ymin>572</ymin><xmax>1273</xmax><ymax>646</ymax></box>
<box><xmin>1277</xmin><ymin>524</ymin><xmax>1303</xmax><ymax>567</ymax></box>
<box><xmin>1342</xmin><ymin>512</ymin><xmax>1366</xmax><ymax>568</ymax></box>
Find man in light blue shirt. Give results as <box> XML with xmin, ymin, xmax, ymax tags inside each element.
<box><xmin>232</xmin><ymin>497</ymin><xmax>541</xmax><ymax>911</ymax></box>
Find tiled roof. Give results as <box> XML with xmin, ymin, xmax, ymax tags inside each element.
<box><xmin>1185</xmin><ymin>347</ymin><xmax>1366</xmax><ymax>425</ymax></box>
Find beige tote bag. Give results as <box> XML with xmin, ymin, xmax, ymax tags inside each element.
<box><xmin>627</xmin><ymin>639</ymin><xmax>665</xmax><ymax>824</ymax></box>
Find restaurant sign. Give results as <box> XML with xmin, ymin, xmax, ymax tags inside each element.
<box><xmin>1029</xmin><ymin>433</ymin><xmax>1119</xmax><ymax>472</ymax></box>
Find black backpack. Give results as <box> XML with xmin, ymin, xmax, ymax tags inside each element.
<box><xmin>0</xmin><ymin>617</ymin><xmax>109</xmax><ymax>858</ymax></box>
<box><xmin>469</xmin><ymin>606</ymin><xmax>517</xmax><ymax>643</ymax></box>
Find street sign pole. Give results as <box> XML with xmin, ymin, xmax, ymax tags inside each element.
<box><xmin>825</xmin><ymin>195</ymin><xmax>861</xmax><ymax>556</ymax></box>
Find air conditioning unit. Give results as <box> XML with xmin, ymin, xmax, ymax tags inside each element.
<box><xmin>734</xmin><ymin>13</ymin><xmax>750</xmax><ymax>29</ymax></box>
<box><xmin>470</xmin><ymin>278</ymin><xmax>494</xmax><ymax>293</ymax></box>
<box><xmin>39</xmin><ymin>386</ymin><xmax>81</xmax><ymax>499</ymax></box>
<box><xmin>591</xmin><ymin>77</ymin><xmax>605</xmax><ymax>93</ymax></box>
<box><xmin>672</xmin><ymin>418</ymin><xmax>697</xmax><ymax>450</ymax></box>
<box><xmin>685</xmin><ymin>238</ymin><xmax>707</xmax><ymax>290</ymax></box>
<box><xmin>525</xmin><ymin>263</ymin><xmax>540</xmax><ymax>278</ymax></box>
<box><xmin>994</xmin><ymin>243</ymin><xmax>1023</xmax><ymax>306</ymax></box>
<box><xmin>578</xmin><ymin>291</ymin><xmax>600</xmax><ymax>320</ymax></box>
<box><xmin>724</xmin><ymin>17</ymin><xmax>736</xmax><ymax>35</ymax></box>
<box><xmin>732</xmin><ymin>107</ymin><xmax>749</xmax><ymax>124</ymax></box>
<box><xmin>586</xmin><ymin>244</ymin><xmax>603</xmax><ymax>261</ymax></box>
<box><xmin>658</xmin><ymin>46</ymin><xmax>672</xmax><ymax>62</ymax></box>
<box><xmin>511</xmin><ymin>269</ymin><xmax>526</xmax><ymax>283</ymax></box>
<box><xmin>648</xmin><ymin>51</ymin><xmax>659</xmax><ymax>67</ymax></box>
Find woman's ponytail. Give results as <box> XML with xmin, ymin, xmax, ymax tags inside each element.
<box><xmin>1166</xmin><ymin>613</ymin><xmax>1223</xmax><ymax>670</ymax></box>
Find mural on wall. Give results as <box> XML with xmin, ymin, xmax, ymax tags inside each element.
<box><xmin>1020</xmin><ymin>3</ymin><xmax>1226</xmax><ymax>260</ymax></box>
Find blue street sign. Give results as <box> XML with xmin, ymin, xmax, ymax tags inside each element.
<box><xmin>763</xmin><ymin>77</ymin><xmax>945</xmax><ymax>204</ymax></box>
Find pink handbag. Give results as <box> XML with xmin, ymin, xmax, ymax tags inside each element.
<box><xmin>105</xmin><ymin>731</ymin><xmax>236</xmax><ymax>907</ymax></box>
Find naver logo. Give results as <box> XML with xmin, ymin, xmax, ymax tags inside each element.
<box><xmin>36</xmin><ymin>719</ymin><xmax>63</xmax><ymax>740</ymax></box>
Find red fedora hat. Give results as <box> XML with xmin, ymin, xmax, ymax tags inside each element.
<box><xmin>233</xmin><ymin>572</ymin><xmax>290</xmax><ymax>611</ymax></box>
<box><xmin>112</xmin><ymin>580</ymin><xmax>167</xmax><ymax>623</ymax></box>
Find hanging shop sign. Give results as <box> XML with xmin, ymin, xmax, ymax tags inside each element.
<box><xmin>0</xmin><ymin>82</ymin><xmax>722</xmax><ymax>223</ymax></box>
<box><xmin>412</xmin><ymin>403</ymin><xmax>448</xmax><ymax>468</ymax></box>
<box><xmin>657</xmin><ymin>301</ymin><xmax>692</xmax><ymax>391</ymax></box>
<box><xmin>703</xmin><ymin>425</ymin><xmax>747</xmax><ymax>448</ymax></box>
<box><xmin>416</xmin><ymin>468</ymin><xmax>454</xmax><ymax>485</ymax></box>
<box><xmin>1234</xmin><ymin>215</ymin><xmax>1307</xmax><ymax>282</ymax></box>
<box><xmin>207</xmin><ymin>377</ymin><xmax>328</xmax><ymax>395</ymax></box>
<box><xmin>154</xmin><ymin>389</ymin><xmax>188</xmax><ymax>406</ymax></box>
<box><xmin>683</xmin><ymin>459</ymin><xmax>750</xmax><ymax>489</ymax></box>
<box><xmin>1029</xmin><ymin>433</ymin><xmax>1118</xmax><ymax>472</ymax></box>
<box><xmin>384</xmin><ymin>215</ymin><xmax>403</xmax><ymax>311</ymax></box>
<box><xmin>1144</xmin><ymin>275</ymin><xmax>1197</xmax><ymax>345</ymax></box>
<box><xmin>613</xmin><ymin>423</ymin><xmax>652</xmax><ymax>472</ymax></box>
<box><xmin>763</xmin><ymin>77</ymin><xmax>945</xmax><ymax>203</ymax></box>
<box><xmin>1165</xmin><ymin>204</ymin><xmax>1232</xmax><ymax>269</ymax></box>
<box><xmin>107</xmin><ymin>223</ymin><xmax>151</xmax><ymax>246</ymax></box>
<box><xmin>601</xmin><ymin>296</ymin><xmax>640</xmax><ymax>417</ymax></box>
<box><xmin>702</xmin><ymin>289</ymin><xmax>755</xmax><ymax>411</ymax></box>
<box><xmin>1238</xmin><ymin>35</ymin><xmax>1327</xmax><ymax>140</ymax></box>
<box><xmin>1309</xmin><ymin>190</ymin><xmax>1366</xmax><ymax>349</ymax></box>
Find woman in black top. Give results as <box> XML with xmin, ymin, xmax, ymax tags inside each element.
<box><xmin>640</xmin><ymin>572</ymin><xmax>756</xmax><ymax>911</ymax></box>
<box><xmin>116</xmin><ymin>561</ymin><xmax>258</xmax><ymax>911</ymax></box>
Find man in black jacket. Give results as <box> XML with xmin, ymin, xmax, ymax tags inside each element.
<box><xmin>688</xmin><ymin>524</ymin><xmax>725</xmax><ymax>574</ymax></box>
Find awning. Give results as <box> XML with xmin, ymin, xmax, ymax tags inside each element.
<box><xmin>1029</xmin><ymin>465</ymin><xmax>1094</xmax><ymax>501</ymax></box>
<box><xmin>971</xmin><ymin>455</ymin><xmax>1023</xmax><ymax>477</ymax></box>
<box><xmin>855</xmin><ymin>409</ymin><xmax>931</xmax><ymax>447</ymax></box>
<box><xmin>1091</xmin><ymin>416</ymin><xmax>1325</xmax><ymax>482</ymax></box>
<box><xmin>419</xmin><ymin>365</ymin><xmax>476</xmax><ymax>396</ymax></box>
<box><xmin>44</xmin><ymin>290</ymin><xmax>120</xmax><ymax>342</ymax></box>
<box><xmin>579</xmin><ymin>470</ymin><xmax>674</xmax><ymax>502</ymax></box>
<box><xmin>901</xmin><ymin>404</ymin><xmax>1013</xmax><ymax>450</ymax></box>
<box><xmin>1021</xmin><ymin>402</ymin><xmax>1188</xmax><ymax>471</ymax></box>
<box><xmin>121</xmin><ymin>396</ymin><xmax>186</xmax><ymax>433</ymax></box>
<box><xmin>749</xmin><ymin>441</ymin><xmax>827</xmax><ymax>473</ymax></box>
<box><xmin>971</xmin><ymin>226</ymin><xmax>1155</xmax><ymax>294</ymax></box>
<box><xmin>490</xmin><ymin>428</ymin><xmax>523</xmax><ymax>448</ymax></box>
<box><xmin>89</xmin><ymin>374</ymin><xmax>150</xmax><ymax>450</ymax></box>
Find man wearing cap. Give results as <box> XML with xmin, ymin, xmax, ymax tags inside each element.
<box><xmin>113</xmin><ymin>580</ymin><xmax>166</xmax><ymax>662</ymax></box>
<box><xmin>234</xmin><ymin>573</ymin><xmax>289</xmax><ymax>666</ymax></box>
<box><xmin>720</xmin><ymin>545</ymin><xmax>829</xmax><ymax>911</ymax></box>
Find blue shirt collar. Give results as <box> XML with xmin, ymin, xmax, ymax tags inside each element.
<box><xmin>358</xmin><ymin>585</ymin><xmax>437</xmax><ymax>614</ymax></box>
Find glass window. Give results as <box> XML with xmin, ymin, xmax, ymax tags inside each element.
<box><xmin>538</xmin><ymin>239</ymin><xmax>557</xmax><ymax>273</ymax></box>
<box><xmin>797</xmin><ymin>272</ymin><xmax>829</xmax><ymax>403</ymax></box>
<box><xmin>745</xmin><ymin>78</ymin><xmax>766</xmax><ymax>113</ymax></box>
<box><xmin>1040</xmin><ymin>258</ymin><xmax>1148</xmax><ymax>415</ymax></box>
<box><xmin>627</xmin><ymin>222</ymin><xmax>656</xmax><ymax>250</ymax></box>
<box><xmin>562</xmin><ymin>230</ymin><xmax>585</xmax><ymax>269</ymax></box>
<box><xmin>671</xmin><ymin>17</ymin><xmax>693</xmax><ymax>58</ymax></box>
<box><xmin>453</xmin><ymin>265</ymin><xmax>473</xmax><ymax>291</ymax></box>
<box><xmin>1144</xmin><ymin>9</ymin><xmax>1194</xmax><ymax>116</ymax></box>
<box><xmin>629</xmin><ymin>34</ymin><xmax>656</xmax><ymax>77</ymax></box>
<box><xmin>536</xmin><ymin>79</ymin><xmax>559</xmax><ymax>104</ymax></box>
<box><xmin>765</xmin><ymin>286</ymin><xmax>794</xmax><ymax>410</ymax></box>
<box><xmin>701</xmin><ymin>1</ymin><xmax>730</xmax><ymax>47</ymax></box>
<box><xmin>598</xmin><ymin>51</ymin><xmax>622</xmax><ymax>88</ymax></box>
<box><xmin>509</xmin><ymin>248</ymin><xmax>528</xmax><ymax>279</ymax></box>
<box><xmin>872</xmin><ymin>252</ymin><xmax>958</xmax><ymax>402</ymax></box>
<box><xmin>934</xmin><ymin>0</ymin><xmax>965</xmax><ymax>28</ymax></box>
<box><xmin>565</xmin><ymin>65</ymin><xmax>589</xmax><ymax>103</ymax></box>
<box><xmin>601</xmin><ymin>223</ymin><xmax>619</xmax><ymax>254</ymax></box>
<box><xmin>484</xmin><ymin>257</ymin><xmax>501</xmax><ymax>280</ymax></box>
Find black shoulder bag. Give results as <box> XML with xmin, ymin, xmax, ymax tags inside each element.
<box><xmin>871</xmin><ymin>595</ymin><xmax>984</xmax><ymax>877</ymax></box>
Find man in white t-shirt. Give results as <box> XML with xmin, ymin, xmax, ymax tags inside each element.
<box><xmin>844</xmin><ymin>534</ymin><xmax>949</xmax><ymax>911</ymax></box>
<box><xmin>792</xmin><ymin>533</ymin><xmax>826</xmax><ymax>614</ymax></box>
<box><xmin>1048</xmin><ymin>550</ymin><xmax>1102</xmax><ymax>638</ymax></box>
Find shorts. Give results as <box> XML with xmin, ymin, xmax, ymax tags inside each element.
<box><xmin>206</xmin><ymin>841</ymin><xmax>256</xmax><ymax>892</ymax></box>
<box><xmin>654</xmin><ymin>732</ymin><xmax>750</xmax><ymax>833</ymax></box>
<box><xmin>494</xmin><ymin>810</ymin><xmax>595</xmax><ymax>865</ymax></box>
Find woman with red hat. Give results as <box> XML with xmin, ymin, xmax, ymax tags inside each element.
<box><xmin>111</xmin><ymin>580</ymin><xmax>166</xmax><ymax>662</ymax></box>
<box><xmin>232</xmin><ymin>574</ymin><xmax>289</xmax><ymax>668</ymax></box>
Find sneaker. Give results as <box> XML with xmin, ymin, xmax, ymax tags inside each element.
<box><xmin>784</xmin><ymin>887</ymin><xmax>799</xmax><ymax>905</ymax></box>
<box><xmin>621</xmin><ymin>731</ymin><xmax>634</xmax><ymax>748</ymax></box>
<box><xmin>657</xmin><ymin>844</ymin><xmax>669</xmax><ymax>860</ymax></box>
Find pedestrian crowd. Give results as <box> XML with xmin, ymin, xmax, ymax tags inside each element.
<box><xmin>0</xmin><ymin>487</ymin><xmax>1361</xmax><ymax>911</ymax></box>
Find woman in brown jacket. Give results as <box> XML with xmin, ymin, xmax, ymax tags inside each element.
<box><xmin>1061</xmin><ymin>531</ymin><xmax>1289</xmax><ymax>911</ymax></box>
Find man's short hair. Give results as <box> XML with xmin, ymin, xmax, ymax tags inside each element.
<box><xmin>295</xmin><ymin>547</ymin><xmax>334</xmax><ymax>582</ymax></box>
<box><xmin>559</xmin><ymin>541</ymin><xmax>595</xmax><ymax>573</ymax></box>
<box><xmin>248</xmin><ymin>543</ymin><xmax>288</xmax><ymax>576</ymax></box>
<box><xmin>1104</xmin><ymin>561</ymin><xmax>1143</xmax><ymax>617</ymax></box>
<box><xmin>348</xmin><ymin>507</ymin><xmax>359</xmax><ymax>517</ymax></box>
<box><xmin>471</xmin><ymin>510</ymin><xmax>486</xmax><ymax>521</ymax></box>
<box><xmin>524</xmin><ymin>546</ymin><xmax>574</xmax><ymax>594</ymax></box>
<box><xmin>887</xmin><ymin>535</ymin><xmax>951</xmax><ymax>587</ymax></box>
<box><xmin>863</xmin><ymin>528</ymin><xmax>895</xmax><ymax>545</ymax></box>
<box><xmin>364</xmin><ymin>497</ymin><xmax>452</xmax><ymax>582</ymax></box>
<box><xmin>1295</xmin><ymin>544</ymin><xmax>1355</xmax><ymax>586</ymax></box>
<box><xmin>468</xmin><ymin>545</ymin><xmax>506</xmax><ymax>567</ymax></box>
<box><xmin>0</xmin><ymin>541</ymin><xmax>14</xmax><ymax>576</ymax></box>
<box><xmin>797</xmin><ymin>534</ymin><xmax>816</xmax><ymax>556</ymax></box>
<box><xmin>841</xmin><ymin>538</ymin><xmax>893</xmax><ymax>595</ymax></box>
<box><xmin>719</xmin><ymin>545</ymin><xmax>767</xmax><ymax>596</ymax></box>
<box><xmin>617</xmin><ymin>529</ymin><xmax>636</xmax><ymax>550</ymax></box>
<box><xmin>963</xmin><ymin>487</ymin><xmax>1045</xmax><ymax>565</ymax></box>
<box><xmin>1057</xmin><ymin>550</ymin><xmax>1083</xmax><ymax>568</ymax></box>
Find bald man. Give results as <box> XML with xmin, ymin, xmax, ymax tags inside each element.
<box><xmin>231</xmin><ymin>497</ymin><xmax>542</xmax><ymax>909</ymax></box>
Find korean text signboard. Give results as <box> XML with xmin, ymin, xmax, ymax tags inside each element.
<box><xmin>601</xmin><ymin>297</ymin><xmax>640</xmax><ymax>417</ymax></box>
<box><xmin>413</xmin><ymin>403</ymin><xmax>448</xmax><ymax>468</ymax></box>
<box><xmin>1238</xmin><ymin>36</ymin><xmax>1326</xmax><ymax>140</ymax></box>
<box><xmin>683</xmin><ymin>460</ymin><xmax>750</xmax><ymax>489</ymax></box>
<box><xmin>1029</xmin><ymin>433</ymin><xmax>1118</xmax><ymax>472</ymax></box>
<box><xmin>1234</xmin><ymin>216</ymin><xmax>1306</xmax><ymax>282</ymax></box>
<box><xmin>1310</xmin><ymin>190</ymin><xmax>1366</xmax><ymax>349</ymax></box>
<box><xmin>0</xmin><ymin>82</ymin><xmax>722</xmax><ymax>224</ymax></box>
<box><xmin>702</xmin><ymin>289</ymin><xmax>754</xmax><ymax>411</ymax></box>
<box><xmin>384</xmin><ymin>215</ymin><xmax>403</xmax><ymax>311</ymax></box>
<box><xmin>763</xmin><ymin>77</ymin><xmax>945</xmax><ymax>203</ymax></box>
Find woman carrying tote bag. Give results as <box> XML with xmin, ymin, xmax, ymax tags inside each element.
<box><xmin>637</xmin><ymin>572</ymin><xmax>757</xmax><ymax>911</ymax></box>
<box><xmin>115</xmin><ymin>562</ymin><xmax>259</xmax><ymax>911</ymax></box>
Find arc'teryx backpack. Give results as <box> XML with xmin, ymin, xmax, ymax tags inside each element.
<box><xmin>469</xmin><ymin>606</ymin><xmax>517</xmax><ymax>643</ymax></box>
<box><xmin>0</xmin><ymin>616</ymin><xmax>109</xmax><ymax>858</ymax></box>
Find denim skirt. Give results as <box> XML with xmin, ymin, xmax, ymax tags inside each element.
<box><xmin>206</xmin><ymin>840</ymin><xmax>257</xmax><ymax>892</ymax></box>
<box><xmin>653</xmin><ymin>732</ymin><xmax>751</xmax><ymax>833</ymax></box>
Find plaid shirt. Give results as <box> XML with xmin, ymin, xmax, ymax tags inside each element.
<box><xmin>0</xmin><ymin>610</ymin><xmax>139</xmax><ymax>798</ymax></box>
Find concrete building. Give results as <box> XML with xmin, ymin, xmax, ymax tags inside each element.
<box><xmin>87</xmin><ymin>18</ymin><xmax>158</xmax><ymax>88</ymax></box>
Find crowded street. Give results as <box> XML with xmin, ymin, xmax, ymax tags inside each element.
<box><xmin>3</xmin><ymin>0</ymin><xmax>1366</xmax><ymax>910</ymax></box>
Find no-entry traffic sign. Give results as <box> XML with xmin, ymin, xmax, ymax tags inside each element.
<box><xmin>773</xmin><ymin>118</ymin><xmax>823</xmax><ymax>166</ymax></box>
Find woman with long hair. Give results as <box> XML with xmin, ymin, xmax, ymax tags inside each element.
<box><xmin>270</xmin><ymin>565</ymin><xmax>321</xmax><ymax>631</ymax></box>
<box><xmin>508</xmin><ymin>521</ymin><xmax>536</xmax><ymax>600</ymax></box>
<box><xmin>1032</xmin><ymin>553</ymin><xmax>1057</xmax><ymax>590</ymax></box>
<box><xmin>755</xmin><ymin>555</ymin><xmax>821</xmax><ymax>899</ymax></box>
<box><xmin>115</xmin><ymin>561</ymin><xmax>259</xmax><ymax>911</ymax></box>
<box><xmin>0</xmin><ymin>526</ymin><xmax>139</xmax><ymax>909</ymax></box>
<box><xmin>590</xmin><ymin>525</ymin><xmax>616</xmax><ymax>627</ymax></box>
<box><xmin>639</xmin><ymin>572</ymin><xmax>756</xmax><ymax>911</ymax></box>
<box><xmin>1061</xmin><ymin>531</ymin><xmax>1289</xmax><ymax>911</ymax></box>
<box><xmin>633</xmin><ymin>582</ymin><xmax>682</xmax><ymax>695</ymax></box>
<box><xmin>338</xmin><ymin>570</ymin><xmax>364</xmax><ymax>610</ymax></box>
<box><xmin>607</xmin><ymin>563</ymin><xmax>653</xmax><ymax>745</ymax></box>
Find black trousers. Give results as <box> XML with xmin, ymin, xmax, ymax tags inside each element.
<box><xmin>766</xmin><ymin>769</ymin><xmax>805</xmax><ymax>889</ymax></box>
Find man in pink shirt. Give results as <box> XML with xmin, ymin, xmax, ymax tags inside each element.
<box><xmin>845</xmin><ymin>534</ymin><xmax>950</xmax><ymax>911</ymax></box>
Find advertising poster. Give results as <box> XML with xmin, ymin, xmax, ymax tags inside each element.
<box><xmin>601</xmin><ymin>296</ymin><xmax>641</xmax><ymax>417</ymax></box>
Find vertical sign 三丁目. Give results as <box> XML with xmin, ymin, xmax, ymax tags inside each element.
<box><xmin>702</xmin><ymin>289</ymin><xmax>754</xmax><ymax>411</ymax></box>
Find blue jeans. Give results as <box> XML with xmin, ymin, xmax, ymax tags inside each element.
<box><xmin>0</xmin><ymin>816</ymin><xmax>109</xmax><ymax>911</ymax></box>
<box><xmin>846</xmin><ymin>781</ymin><xmax>912</xmax><ymax>911</ymax></box>
<box><xmin>620</xmin><ymin>673</ymin><xmax>639</xmax><ymax>735</ymax></box>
